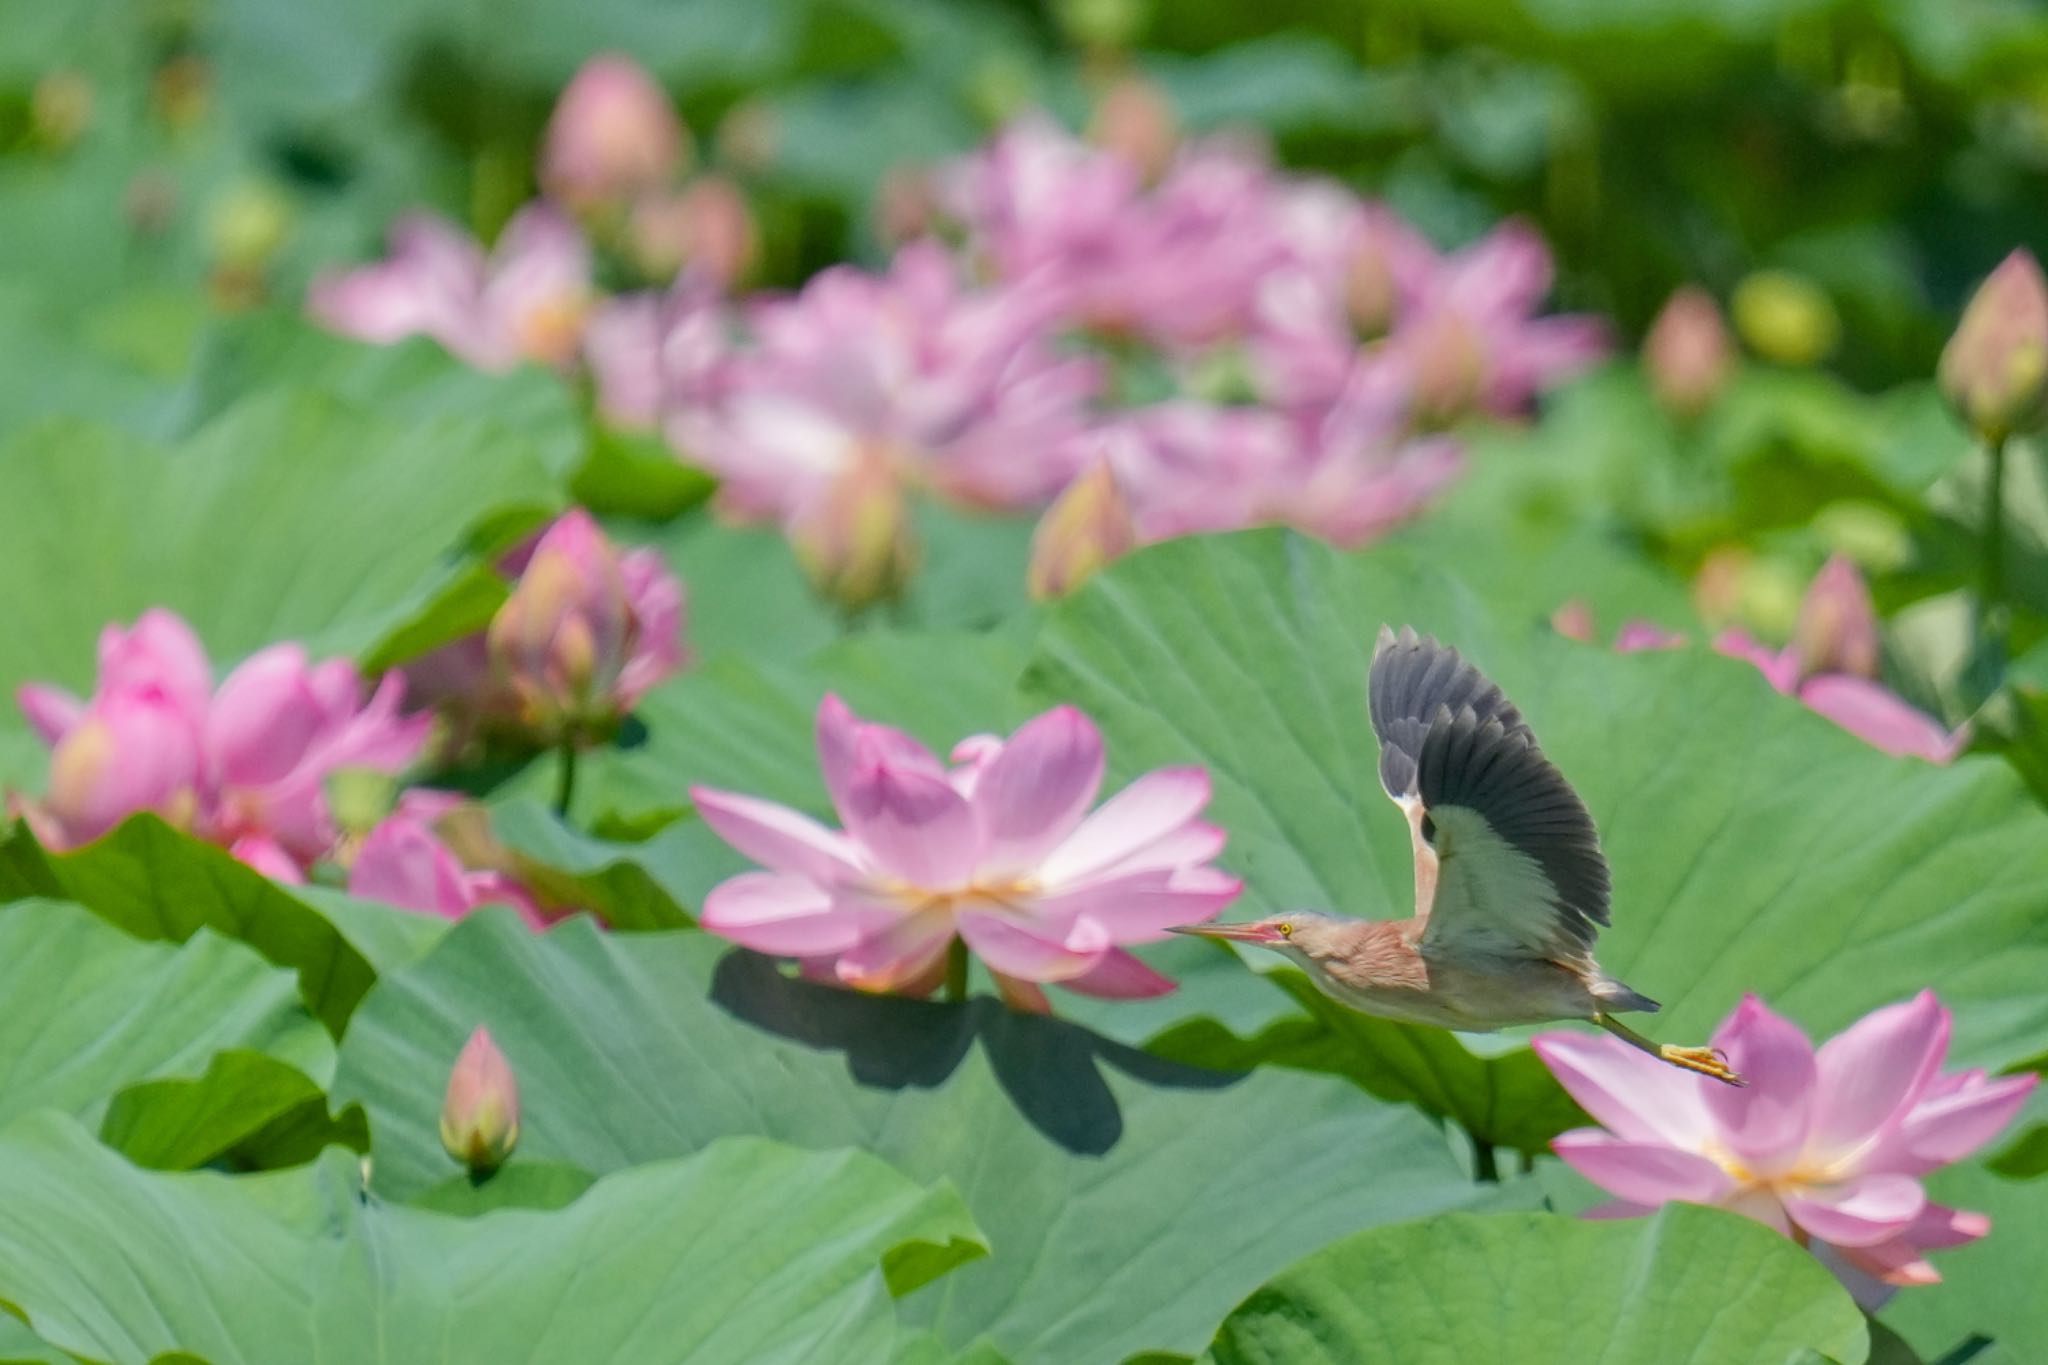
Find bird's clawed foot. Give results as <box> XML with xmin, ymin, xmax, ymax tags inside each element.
<box><xmin>1659</xmin><ymin>1043</ymin><xmax>1745</xmax><ymax>1087</ymax></box>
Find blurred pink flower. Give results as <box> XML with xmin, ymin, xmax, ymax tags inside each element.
<box><xmin>942</xmin><ymin>115</ymin><xmax>1289</xmax><ymax>348</ymax></box>
<box><xmin>1253</xmin><ymin>214</ymin><xmax>1604</xmax><ymax>420</ymax></box>
<box><xmin>1077</xmin><ymin>361</ymin><xmax>1461</xmax><ymax>550</ymax></box>
<box><xmin>308</xmin><ymin>205</ymin><xmax>593</xmax><ymax>373</ymax></box>
<box><xmin>626</xmin><ymin>176</ymin><xmax>755</xmax><ymax>287</ymax></box>
<box><xmin>14</xmin><ymin>609</ymin><xmax>429</xmax><ymax>874</ymax></box>
<box><xmin>692</xmin><ymin>240</ymin><xmax>1099</xmax><ymax>519</ymax></box>
<box><xmin>583</xmin><ymin>276</ymin><xmax>728</xmax><ymax>431</ymax></box>
<box><xmin>692</xmin><ymin>695</ymin><xmax>1241</xmax><ymax>1009</ymax></box>
<box><xmin>349</xmin><ymin>802</ymin><xmax>548</xmax><ymax>930</ymax></box>
<box><xmin>485</xmin><ymin>510</ymin><xmax>687</xmax><ymax>741</ymax></box>
<box><xmin>1714</xmin><ymin>557</ymin><xmax>1963</xmax><ymax>762</ymax></box>
<box><xmin>540</xmin><ymin>54</ymin><xmax>688</xmax><ymax>208</ymax></box>
<box><xmin>406</xmin><ymin>511</ymin><xmax>685</xmax><ymax>747</ymax></box>
<box><xmin>1536</xmin><ymin>992</ymin><xmax>2035</xmax><ymax>1306</ymax></box>
<box><xmin>1550</xmin><ymin>601</ymin><xmax>1687</xmax><ymax>653</ymax></box>
<box><xmin>1644</xmin><ymin>286</ymin><xmax>1735</xmax><ymax>417</ymax></box>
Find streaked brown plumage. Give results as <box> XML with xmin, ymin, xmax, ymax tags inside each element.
<box><xmin>1173</xmin><ymin>625</ymin><xmax>1742</xmax><ymax>1086</ymax></box>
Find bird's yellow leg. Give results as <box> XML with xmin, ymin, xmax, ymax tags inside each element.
<box><xmin>1593</xmin><ymin>1013</ymin><xmax>1746</xmax><ymax>1087</ymax></box>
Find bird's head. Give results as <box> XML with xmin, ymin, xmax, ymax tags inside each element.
<box><xmin>1169</xmin><ymin>912</ymin><xmax>1353</xmax><ymax>966</ymax></box>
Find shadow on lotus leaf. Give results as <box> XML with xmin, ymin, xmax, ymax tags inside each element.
<box><xmin>708</xmin><ymin>948</ymin><xmax>1243</xmax><ymax>1156</ymax></box>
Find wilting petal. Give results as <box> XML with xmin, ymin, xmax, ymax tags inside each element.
<box><xmin>1039</xmin><ymin>766</ymin><xmax>1211</xmax><ymax>885</ymax></box>
<box><xmin>1531</xmin><ymin>1032</ymin><xmax>1716</xmax><ymax>1149</ymax></box>
<box><xmin>1550</xmin><ymin>1130</ymin><xmax>1735</xmax><ymax>1206</ymax></box>
<box><xmin>17</xmin><ymin>685</ymin><xmax>85</xmax><ymax>746</ymax></box>
<box><xmin>956</xmin><ymin>908</ymin><xmax>1107</xmax><ymax>983</ymax></box>
<box><xmin>1797</xmin><ymin>675</ymin><xmax>1963</xmax><ymax>763</ymax></box>
<box><xmin>834</xmin><ymin>910</ymin><xmax>956</xmax><ymax>993</ymax></box>
<box><xmin>1885</xmin><ymin>1070</ymin><xmax>2038</xmax><ymax>1172</ymax></box>
<box><xmin>1029</xmin><ymin>865</ymin><xmax>1242</xmax><ymax>940</ymax></box>
<box><xmin>1704</xmin><ymin>995</ymin><xmax>1817</xmax><ymax>1177</ymax></box>
<box><xmin>1782</xmin><ymin>1172</ymin><xmax>1926</xmax><ymax>1248</ymax></box>
<box><xmin>1059</xmin><ymin>946</ymin><xmax>1176</xmax><ymax>999</ymax></box>
<box><xmin>1713</xmin><ymin>630</ymin><xmax>1801</xmax><ymax>695</ymax></box>
<box><xmin>702</xmin><ymin>873</ymin><xmax>897</xmax><ymax>957</ymax></box>
<box><xmin>1808</xmin><ymin>989</ymin><xmax>1949</xmax><ymax>1165</ymax></box>
<box><xmin>838</xmin><ymin>736</ymin><xmax>981</xmax><ymax>888</ymax></box>
<box><xmin>970</xmin><ymin>706</ymin><xmax>1105</xmax><ymax>875</ymax></box>
<box><xmin>690</xmin><ymin>786</ymin><xmax>863</xmax><ymax>884</ymax></box>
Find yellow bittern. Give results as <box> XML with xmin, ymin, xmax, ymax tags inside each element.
<box><xmin>1175</xmin><ymin>625</ymin><xmax>1742</xmax><ymax>1086</ymax></box>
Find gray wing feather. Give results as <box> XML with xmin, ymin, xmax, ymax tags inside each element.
<box><xmin>1368</xmin><ymin>626</ymin><xmax>1611</xmax><ymax>961</ymax></box>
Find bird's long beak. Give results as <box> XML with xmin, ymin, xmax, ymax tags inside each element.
<box><xmin>1169</xmin><ymin>921</ymin><xmax>1284</xmax><ymax>944</ymax></box>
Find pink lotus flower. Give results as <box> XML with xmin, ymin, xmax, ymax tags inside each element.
<box><xmin>1077</xmin><ymin>362</ymin><xmax>1462</xmax><ymax>551</ymax></box>
<box><xmin>1715</xmin><ymin>557</ymin><xmax>1964</xmax><ymax>762</ymax></box>
<box><xmin>1253</xmin><ymin>213</ymin><xmax>1604</xmax><ymax>420</ymax></box>
<box><xmin>582</xmin><ymin>277</ymin><xmax>728</xmax><ymax>432</ymax></box>
<box><xmin>308</xmin><ymin>205</ymin><xmax>593</xmax><ymax>373</ymax></box>
<box><xmin>1643</xmin><ymin>285</ymin><xmax>1735</xmax><ymax>417</ymax></box>
<box><xmin>1536</xmin><ymin>992</ymin><xmax>2035</xmax><ymax>1306</ymax></box>
<box><xmin>539</xmin><ymin>54</ymin><xmax>688</xmax><ymax>209</ymax></box>
<box><xmin>14</xmin><ymin>610</ymin><xmax>430</xmax><ymax>875</ymax></box>
<box><xmin>349</xmin><ymin>799</ymin><xmax>547</xmax><ymax>930</ymax></box>
<box><xmin>941</xmin><ymin>115</ymin><xmax>1289</xmax><ymax>349</ymax></box>
<box><xmin>689</xmin><ymin>240</ymin><xmax>1098</xmax><ymax>529</ymax></box>
<box><xmin>692</xmin><ymin>696</ymin><xmax>1241</xmax><ymax>1010</ymax></box>
<box><xmin>407</xmin><ymin>511</ymin><xmax>686</xmax><ymax>747</ymax></box>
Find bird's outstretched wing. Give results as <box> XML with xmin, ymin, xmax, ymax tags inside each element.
<box><xmin>1368</xmin><ymin>625</ymin><xmax>1611</xmax><ymax>964</ymax></box>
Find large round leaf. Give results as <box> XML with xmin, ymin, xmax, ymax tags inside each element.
<box><xmin>1022</xmin><ymin>531</ymin><xmax>2048</xmax><ymax>1074</ymax></box>
<box><xmin>330</xmin><ymin>913</ymin><xmax>1499</xmax><ymax>1364</ymax></box>
<box><xmin>0</xmin><ymin>1111</ymin><xmax>982</xmax><ymax>1365</ymax></box>
<box><xmin>0</xmin><ymin>387</ymin><xmax>560</xmax><ymax>785</ymax></box>
<box><xmin>0</xmin><ymin>899</ymin><xmax>325</xmax><ymax>1130</ymax></box>
<box><xmin>1200</xmin><ymin>1205</ymin><xmax>1869</xmax><ymax>1365</ymax></box>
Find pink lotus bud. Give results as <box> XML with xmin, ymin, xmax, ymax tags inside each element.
<box><xmin>487</xmin><ymin>511</ymin><xmax>636</xmax><ymax>738</ymax></box>
<box><xmin>1938</xmin><ymin>249</ymin><xmax>2048</xmax><ymax>442</ymax></box>
<box><xmin>440</xmin><ymin>1027</ymin><xmax>520</xmax><ymax>1175</ymax></box>
<box><xmin>790</xmin><ymin>455</ymin><xmax>920</xmax><ymax>611</ymax></box>
<box><xmin>1403</xmin><ymin>312</ymin><xmax>1489</xmax><ymax>428</ymax></box>
<box><xmin>626</xmin><ymin>176</ymin><xmax>754</xmax><ymax>287</ymax></box>
<box><xmin>1028</xmin><ymin>460</ymin><xmax>1137</xmax><ymax>600</ymax></box>
<box><xmin>1088</xmin><ymin>75</ymin><xmax>1178</xmax><ymax>183</ymax></box>
<box><xmin>1550</xmin><ymin>599</ymin><xmax>1595</xmax><ymax>642</ymax></box>
<box><xmin>540</xmin><ymin>55</ymin><xmax>688</xmax><ymax>207</ymax></box>
<box><xmin>1792</xmin><ymin>555</ymin><xmax>1881</xmax><ymax>680</ymax></box>
<box><xmin>1643</xmin><ymin>286</ymin><xmax>1733</xmax><ymax>416</ymax></box>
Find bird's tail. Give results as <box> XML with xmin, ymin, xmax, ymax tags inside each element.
<box><xmin>1593</xmin><ymin>977</ymin><xmax>1660</xmax><ymax>1014</ymax></box>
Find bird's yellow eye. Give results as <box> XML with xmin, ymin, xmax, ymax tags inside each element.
<box><xmin>1276</xmin><ymin>921</ymin><xmax>1293</xmax><ymax>939</ymax></box>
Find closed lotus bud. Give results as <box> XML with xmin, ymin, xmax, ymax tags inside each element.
<box><xmin>1089</xmin><ymin>75</ymin><xmax>1178</xmax><ymax>183</ymax></box>
<box><xmin>31</xmin><ymin>71</ymin><xmax>93</xmax><ymax>151</ymax></box>
<box><xmin>541</xmin><ymin>55</ymin><xmax>689</xmax><ymax>208</ymax></box>
<box><xmin>1404</xmin><ymin>313</ymin><xmax>1489</xmax><ymax>428</ymax></box>
<box><xmin>1938</xmin><ymin>249</ymin><xmax>2048</xmax><ymax>442</ymax></box>
<box><xmin>791</xmin><ymin>455</ymin><xmax>919</xmax><ymax>612</ymax></box>
<box><xmin>1550</xmin><ymin>599</ymin><xmax>1596</xmax><ymax>642</ymax></box>
<box><xmin>1028</xmin><ymin>460</ymin><xmax>1137</xmax><ymax>600</ymax></box>
<box><xmin>628</xmin><ymin>178</ymin><xmax>756</xmax><ymax>285</ymax></box>
<box><xmin>486</xmin><ymin>510</ymin><xmax>637</xmax><ymax>739</ymax></box>
<box><xmin>440</xmin><ymin>1027</ymin><xmax>520</xmax><ymax>1176</ymax></box>
<box><xmin>1793</xmin><ymin>555</ymin><xmax>1881</xmax><ymax>680</ymax></box>
<box><xmin>1643</xmin><ymin>286</ymin><xmax>1733</xmax><ymax>416</ymax></box>
<box><xmin>875</xmin><ymin>166</ymin><xmax>939</xmax><ymax>249</ymax></box>
<box><xmin>1731</xmin><ymin>270</ymin><xmax>1839</xmax><ymax>367</ymax></box>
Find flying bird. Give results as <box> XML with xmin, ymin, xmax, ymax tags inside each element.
<box><xmin>1174</xmin><ymin>625</ymin><xmax>1742</xmax><ymax>1086</ymax></box>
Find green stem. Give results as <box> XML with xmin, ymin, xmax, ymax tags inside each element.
<box><xmin>943</xmin><ymin>937</ymin><xmax>969</xmax><ymax>1003</ymax></box>
<box><xmin>554</xmin><ymin>741</ymin><xmax>579</xmax><ymax>820</ymax></box>
<box><xmin>1980</xmin><ymin>433</ymin><xmax>2010</xmax><ymax>681</ymax></box>
<box><xmin>1518</xmin><ymin>1149</ymin><xmax>1536</xmax><ymax>1177</ymax></box>
<box><xmin>1471</xmin><ymin>1134</ymin><xmax>1499</xmax><ymax>1184</ymax></box>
